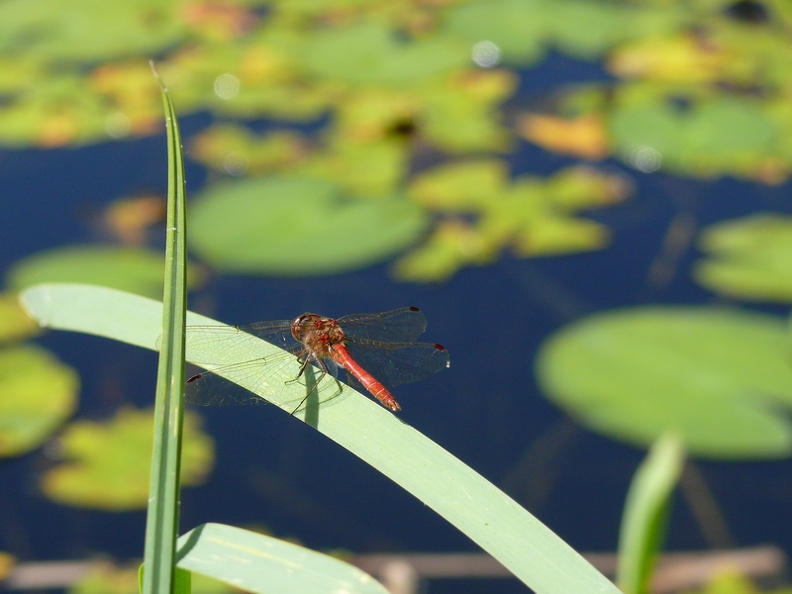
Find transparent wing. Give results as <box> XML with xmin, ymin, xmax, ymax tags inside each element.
<box><xmin>184</xmin><ymin>353</ymin><xmax>341</xmax><ymax>409</ymax></box>
<box><xmin>185</xmin><ymin>322</ymin><xmax>298</xmax><ymax>366</ymax></box>
<box><xmin>344</xmin><ymin>341</ymin><xmax>450</xmax><ymax>388</ymax></box>
<box><xmin>185</xmin><ymin>359</ymin><xmax>274</xmax><ymax>406</ymax></box>
<box><xmin>184</xmin><ymin>323</ymin><xmax>302</xmax><ymax>408</ymax></box>
<box><xmin>337</xmin><ymin>307</ymin><xmax>428</xmax><ymax>343</ymax></box>
<box><xmin>235</xmin><ymin>320</ymin><xmax>299</xmax><ymax>348</ymax></box>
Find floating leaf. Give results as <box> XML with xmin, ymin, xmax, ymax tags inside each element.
<box><xmin>607</xmin><ymin>34</ymin><xmax>730</xmax><ymax>83</ymax></box>
<box><xmin>542</xmin><ymin>165</ymin><xmax>632</xmax><ymax>211</ymax></box>
<box><xmin>393</xmin><ymin>220</ymin><xmax>497</xmax><ymax>282</ymax></box>
<box><xmin>100</xmin><ymin>194</ymin><xmax>167</xmax><ymax>246</ymax></box>
<box><xmin>409</xmin><ymin>159</ymin><xmax>508</xmax><ymax>210</ymax></box>
<box><xmin>5</xmin><ymin>245</ymin><xmax>202</xmax><ymax>299</ymax></box>
<box><xmin>547</xmin><ymin>1</ymin><xmax>648</xmax><ymax>58</ymax></box>
<box><xmin>419</xmin><ymin>70</ymin><xmax>515</xmax><ymax>153</ymax></box>
<box><xmin>0</xmin><ymin>0</ymin><xmax>186</xmax><ymax>62</ymax></box>
<box><xmin>299</xmin><ymin>23</ymin><xmax>469</xmax><ymax>86</ymax></box>
<box><xmin>443</xmin><ymin>0</ymin><xmax>549</xmax><ymax>66</ymax></box>
<box><xmin>399</xmin><ymin>162</ymin><xmax>623</xmax><ymax>280</ymax></box>
<box><xmin>511</xmin><ymin>214</ymin><xmax>609</xmax><ymax>256</ymax></box>
<box><xmin>297</xmin><ymin>139</ymin><xmax>408</xmax><ymax>197</ymax></box>
<box><xmin>189</xmin><ymin>176</ymin><xmax>429</xmax><ymax>275</ymax></box>
<box><xmin>694</xmin><ymin>214</ymin><xmax>792</xmax><ymax>303</ymax></box>
<box><xmin>0</xmin><ymin>344</ymin><xmax>78</xmax><ymax>457</ymax></box>
<box><xmin>608</xmin><ymin>93</ymin><xmax>781</xmax><ymax>179</ymax></box>
<box><xmin>518</xmin><ymin>114</ymin><xmax>609</xmax><ymax>159</ymax></box>
<box><xmin>189</xmin><ymin>125</ymin><xmax>308</xmax><ymax>175</ymax></box>
<box><xmin>536</xmin><ymin>306</ymin><xmax>792</xmax><ymax>459</ymax></box>
<box><xmin>41</xmin><ymin>407</ymin><xmax>214</xmax><ymax>510</ymax></box>
<box><xmin>0</xmin><ymin>292</ymin><xmax>40</xmax><ymax>344</ymax></box>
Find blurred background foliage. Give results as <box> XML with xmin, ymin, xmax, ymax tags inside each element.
<box><xmin>4</xmin><ymin>0</ymin><xmax>792</xmax><ymax>589</ymax></box>
<box><xmin>6</xmin><ymin>0</ymin><xmax>792</xmax><ymax>285</ymax></box>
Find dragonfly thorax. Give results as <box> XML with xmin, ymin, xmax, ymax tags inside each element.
<box><xmin>291</xmin><ymin>313</ymin><xmax>347</xmax><ymax>358</ymax></box>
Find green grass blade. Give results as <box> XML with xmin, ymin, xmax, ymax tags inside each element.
<box><xmin>616</xmin><ymin>432</ymin><xmax>685</xmax><ymax>594</ymax></box>
<box><xmin>176</xmin><ymin>523</ymin><xmax>389</xmax><ymax>594</ymax></box>
<box><xmin>19</xmin><ymin>283</ymin><xmax>620</xmax><ymax>594</ymax></box>
<box><xmin>141</xmin><ymin>64</ymin><xmax>188</xmax><ymax>594</ymax></box>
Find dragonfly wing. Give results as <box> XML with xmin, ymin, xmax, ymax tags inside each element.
<box><xmin>185</xmin><ymin>359</ymin><xmax>274</xmax><ymax>406</ymax></box>
<box><xmin>185</xmin><ymin>353</ymin><xmax>334</xmax><ymax>408</ymax></box>
<box><xmin>237</xmin><ymin>320</ymin><xmax>298</xmax><ymax>350</ymax></box>
<box><xmin>344</xmin><ymin>341</ymin><xmax>450</xmax><ymax>388</ymax></box>
<box><xmin>185</xmin><ymin>324</ymin><xmax>299</xmax><ymax>366</ymax></box>
<box><xmin>338</xmin><ymin>307</ymin><xmax>428</xmax><ymax>343</ymax></box>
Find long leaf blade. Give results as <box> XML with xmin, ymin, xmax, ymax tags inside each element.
<box><xmin>616</xmin><ymin>432</ymin><xmax>685</xmax><ymax>594</ymax></box>
<box><xmin>141</xmin><ymin>64</ymin><xmax>188</xmax><ymax>594</ymax></box>
<box><xmin>176</xmin><ymin>523</ymin><xmax>389</xmax><ymax>594</ymax></box>
<box><xmin>19</xmin><ymin>283</ymin><xmax>620</xmax><ymax>594</ymax></box>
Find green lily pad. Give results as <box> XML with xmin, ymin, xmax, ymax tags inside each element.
<box><xmin>0</xmin><ymin>0</ymin><xmax>186</xmax><ymax>62</ymax></box>
<box><xmin>536</xmin><ymin>306</ymin><xmax>792</xmax><ymax>460</ymax></box>
<box><xmin>299</xmin><ymin>23</ymin><xmax>469</xmax><ymax>86</ymax></box>
<box><xmin>0</xmin><ymin>344</ymin><xmax>78</xmax><ymax>457</ymax></box>
<box><xmin>444</xmin><ymin>0</ymin><xmax>549</xmax><ymax>66</ymax></box>
<box><xmin>189</xmin><ymin>125</ymin><xmax>308</xmax><ymax>175</ymax></box>
<box><xmin>419</xmin><ymin>69</ymin><xmax>516</xmax><ymax>153</ymax></box>
<box><xmin>41</xmin><ymin>407</ymin><xmax>214</xmax><ymax>510</ymax></box>
<box><xmin>608</xmin><ymin>94</ymin><xmax>780</xmax><ymax>178</ymax></box>
<box><xmin>409</xmin><ymin>159</ymin><xmax>508</xmax><ymax>210</ymax></box>
<box><xmin>0</xmin><ymin>292</ymin><xmax>41</xmax><ymax>344</ymax></box>
<box><xmin>693</xmin><ymin>214</ymin><xmax>792</xmax><ymax>303</ymax></box>
<box><xmin>189</xmin><ymin>176</ymin><xmax>429</xmax><ymax>275</ymax></box>
<box><xmin>296</xmin><ymin>139</ymin><xmax>408</xmax><ymax>197</ymax></box>
<box><xmin>398</xmin><ymin>162</ymin><xmax>621</xmax><ymax>281</ymax></box>
<box><xmin>5</xmin><ymin>245</ymin><xmax>202</xmax><ymax>299</ymax></box>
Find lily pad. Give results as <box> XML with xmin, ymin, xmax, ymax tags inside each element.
<box><xmin>5</xmin><ymin>245</ymin><xmax>202</xmax><ymax>299</ymax></box>
<box><xmin>0</xmin><ymin>344</ymin><xmax>78</xmax><ymax>457</ymax></box>
<box><xmin>0</xmin><ymin>0</ymin><xmax>186</xmax><ymax>62</ymax></box>
<box><xmin>536</xmin><ymin>306</ymin><xmax>792</xmax><ymax>459</ymax></box>
<box><xmin>0</xmin><ymin>292</ymin><xmax>41</xmax><ymax>344</ymax></box>
<box><xmin>693</xmin><ymin>214</ymin><xmax>792</xmax><ymax>303</ymax></box>
<box><xmin>41</xmin><ymin>407</ymin><xmax>214</xmax><ymax>510</ymax></box>
<box><xmin>443</xmin><ymin>0</ymin><xmax>549</xmax><ymax>66</ymax></box>
<box><xmin>299</xmin><ymin>23</ymin><xmax>469</xmax><ymax>86</ymax></box>
<box><xmin>608</xmin><ymin>94</ymin><xmax>780</xmax><ymax>179</ymax></box>
<box><xmin>398</xmin><ymin>162</ymin><xmax>623</xmax><ymax>281</ymax></box>
<box><xmin>189</xmin><ymin>176</ymin><xmax>429</xmax><ymax>275</ymax></box>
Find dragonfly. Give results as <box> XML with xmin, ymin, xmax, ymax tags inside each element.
<box><xmin>183</xmin><ymin>307</ymin><xmax>450</xmax><ymax>412</ymax></box>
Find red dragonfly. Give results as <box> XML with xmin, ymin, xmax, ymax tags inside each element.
<box><xmin>183</xmin><ymin>307</ymin><xmax>450</xmax><ymax>412</ymax></box>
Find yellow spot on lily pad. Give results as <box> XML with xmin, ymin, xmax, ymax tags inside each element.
<box><xmin>518</xmin><ymin>113</ymin><xmax>610</xmax><ymax>160</ymax></box>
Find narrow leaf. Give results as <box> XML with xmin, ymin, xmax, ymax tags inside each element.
<box><xmin>19</xmin><ymin>283</ymin><xmax>619</xmax><ymax>594</ymax></box>
<box><xmin>176</xmin><ymin>523</ymin><xmax>388</xmax><ymax>594</ymax></box>
<box><xmin>141</xmin><ymin>63</ymin><xmax>188</xmax><ymax>594</ymax></box>
<box><xmin>616</xmin><ymin>432</ymin><xmax>685</xmax><ymax>594</ymax></box>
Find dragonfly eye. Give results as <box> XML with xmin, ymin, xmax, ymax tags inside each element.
<box><xmin>291</xmin><ymin>315</ymin><xmax>306</xmax><ymax>340</ymax></box>
<box><xmin>291</xmin><ymin>313</ymin><xmax>318</xmax><ymax>340</ymax></box>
